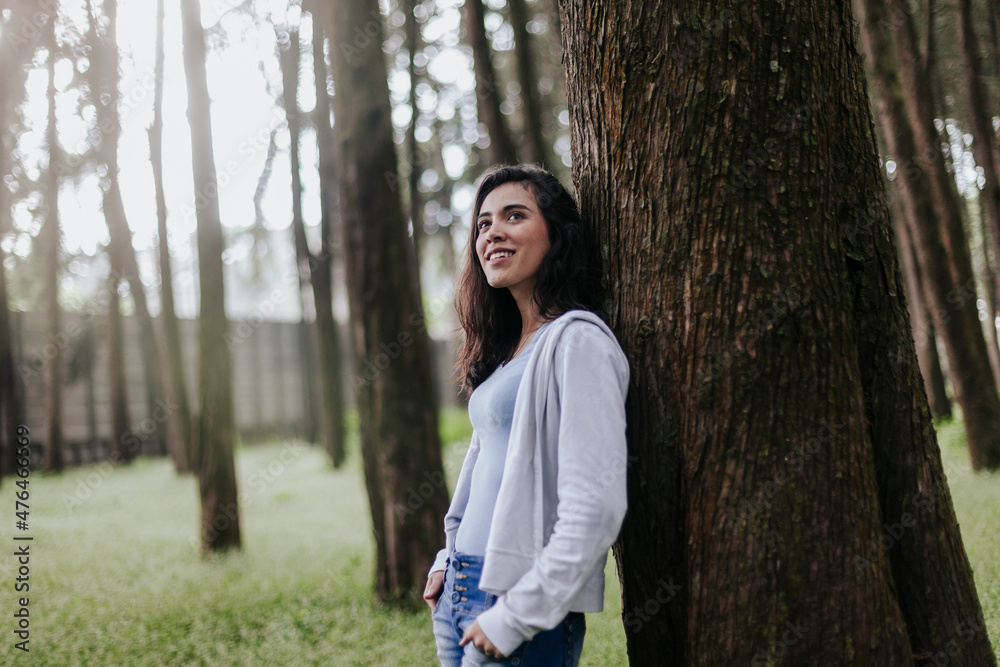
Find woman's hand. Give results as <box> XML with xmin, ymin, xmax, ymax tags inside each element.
<box><xmin>459</xmin><ymin>620</ymin><xmax>503</xmax><ymax>659</ymax></box>
<box><xmin>423</xmin><ymin>570</ymin><xmax>444</xmax><ymax>611</ymax></box>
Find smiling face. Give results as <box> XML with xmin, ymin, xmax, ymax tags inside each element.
<box><xmin>475</xmin><ymin>182</ymin><xmax>552</xmax><ymax>300</ymax></box>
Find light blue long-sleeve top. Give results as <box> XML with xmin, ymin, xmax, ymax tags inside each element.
<box><xmin>429</xmin><ymin>309</ymin><xmax>630</xmax><ymax>657</ymax></box>
<box><xmin>454</xmin><ymin>320</ymin><xmax>553</xmax><ymax>555</ymax></box>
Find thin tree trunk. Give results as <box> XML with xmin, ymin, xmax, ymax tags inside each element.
<box><xmin>180</xmin><ymin>0</ymin><xmax>240</xmax><ymax>553</ymax></box>
<box><xmin>957</xmin><ymin>0</ymin><xmax>1000</xmax><ymax>328</ymax></box>
<box><xmin>562</xmin><ymin>1</ymin><xmax>995</xmax><ymax>665</ymax></box>
<box><xmin>329</xmin><ymin>0</ymin><xmax>449</xmax><ymax>603</ymax></box>
<box><xmin>106</xmin><ymin>260</ymin><xmax>133</xmax><ymax>464</ymax></box>
<box><xmin>893</xmin><ymin>189</ymin><xmax>952</xmax><ymax>419</ymax></box>
<box><xmin>279</xmin><ymin>23</ymin><xmax>320</xmax><ymax>445</ymax></box>
<box><xmin>43</xmin><ymin>13</ymin><xmax>64</xmax><ymax>473</ymax></box>
<box><xmin>89</xmin><ymin>0</ymin><xmax>169</xmax><ymax>459</ymax></box>
<box><xmin>151</xmin><ymin>0</ymin><xmax>192</xmax><ymax>473</ymax></box>
<box><xmin>923</xmin><ymin>0</ymin><xmax>935</xmax><ymax>79</ymax></box>
<box><xmin>507</xmin><ymin>0</ymin><xmax>554</xmax><ymax>169</ymax></box>
<box><xmin>464</xmin><ymin>0</ymin><xmax>518</xmax><ymax>165</ymax></box>
<box><xmin>430</xmin><ymin>117</ymin><xmax>457</xmax><ymax>282</ymax></box>
<box><xmin>308</xmin><ymin>0</ymin><xmax>346</xmax><ymax>467</ymax></box>
<box><xmin>0</xmin><ymin>4</ymin><xmax>27</xmax><ymax>481</ymax></box>
<box><xmin>405</xmin><ymin>0</ymin><xmax>425</xmax><ymax>304</ymax></box>
<box><xmin>251</xmin><ymin>127</ymin><xmax>279</xmax><ymax>281</ymax></box>
<box><xmin>853</xmin><ymin>1</ymin><xmax>996</xmax><ymax>658</ymax></box>
<box><xmin>986</xmin><ymin>0</ymin><xmax>1000</xmax><ymax>173</ymax></box>
<box><xmin>979</xmin><ymin>196</ymin><xmax>1000</xmax><ymax>389</ymax></box>
<box><xmin>881</xmin><ymin>0</ymin><xmax>1000</xmax><ymax>469</ymax></box>
<box><xmin>0</xmin><ymin>226</ymin><xmax>19</xmax><ymax>482</ymax></box>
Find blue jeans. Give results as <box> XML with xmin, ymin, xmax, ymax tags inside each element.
<box><xmin>431</xmin><ymin>552</ymin><xmax>586</xmax><ymax>667</ymax></box>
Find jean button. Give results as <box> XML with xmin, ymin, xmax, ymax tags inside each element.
<box><xmin>452</xmin><ymin>592</ymin><xmax>460</xmax><ymax>602</ymax></box>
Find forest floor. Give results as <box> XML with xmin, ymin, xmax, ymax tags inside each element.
<box><xmin>0</xmin><ymin>412</ymin><xmax>996</xmax><ymax>665</ymax></box>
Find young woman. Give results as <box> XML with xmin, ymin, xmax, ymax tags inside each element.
<box><xmin>423</xmin><ymin>164</ymin><xmax>630</xmax><ymax>666</ymax></box>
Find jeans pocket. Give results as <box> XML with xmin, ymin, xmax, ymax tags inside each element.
<box><xmin>472</xmin><ymin>640</ymin><xmax>528</xmax><ymax>665</ymax></box>
<box><xmin>471</xmin><ymin>643</ymin><xmax>508</xmax><ymax>664</ymax></box>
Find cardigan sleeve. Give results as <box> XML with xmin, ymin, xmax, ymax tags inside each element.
<box><xmin>476</xmin><ymin>326</ymin><xmax>630</xmax><ymax>655</ymax></box>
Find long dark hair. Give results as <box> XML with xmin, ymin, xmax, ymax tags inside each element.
<box><xmin>454</xmin><ymin>164</ymin><xmax>600</xmax><ymax>397</ymax></box>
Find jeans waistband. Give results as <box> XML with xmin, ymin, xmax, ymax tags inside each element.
<box><xmin>449</xmin><ymin>551</ymin><xmax>485</xmax><ymax>572</ymax></box>
<box><xmin>445</xmin><ymin>551</ymin><xmax>494</xmax><ymax>610</ymax></box>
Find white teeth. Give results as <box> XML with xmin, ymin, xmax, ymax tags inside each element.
<box><xmin>491</xmin><ymin>251</ymin><xmax>513</xmax><ymax>260</ymax></box>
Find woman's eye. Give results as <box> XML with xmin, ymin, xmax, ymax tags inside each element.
<box><xmin>477</xmin><ymin>220</ymin><xmax>490</xmax><ymax>230</ymax></box>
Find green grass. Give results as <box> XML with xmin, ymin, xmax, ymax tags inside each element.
<box><xmin>0</xmin><ymin>414</ymin><xmax>995</xmax><ymax>664</ymax></box>
<box><xmin>934</xmin><ymin>418</ymin><xmax>1000</xmax><ymax>659</ymax></box>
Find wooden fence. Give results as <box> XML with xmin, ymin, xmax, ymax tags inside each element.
<box><xmin>6</xmin><ymin>311</ymin><xmax>462</xmax><ymax>467</ymax></box>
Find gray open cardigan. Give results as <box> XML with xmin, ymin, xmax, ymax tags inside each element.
<box><xmin>429</xmin><ymin>308</ymin><xmax>630</xmax><ymax>657</ymax></box>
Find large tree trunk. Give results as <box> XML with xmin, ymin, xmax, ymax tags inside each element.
<box><xmin>89</xmin><ymin>0</ymin><xmax>168</xmax><ymax>459</ymax></box>
<box><xmin>180</xmin><ymin>0</ymin><xmax>241</xmax><ymax>553</ymax></box>
<box><xmin>329</xmin><ymin>0</ymin><xmax>448</xmax><ymax>603</ymax></box>
<box><xmin>308</xmin><ymin>0</ymin><xmax>346</xmax><ymax>467</ymax></box>
<box><xmin>43</xmin><ymin>12</ymin><xmax>64</xmax><ymax>473</ymax></box>
<box><xmin>464</xmin><ymin>0</ymin><xmax>518</xmax><ymax>165</ymax></box>
<box><xmin>151</xmin><ymin>0</ymin><xmax>192</xmax><ymax>473</ymax></box>
<box><xmin>507</xmin><ymin>0</ymin><xmax>554</xmax><ymax>169</ymax></box>
<box><xmin>561</xmin><ymin>1</ymin><xmax>996</xmax><ymax>665</ymax></box>
<box><xmin>892</xmin><ymin>191</ymin><xmax>952</xmax><ymax>419</ymax></box>
<box><xmin>877</xmin><ymin>0</ymin><xmax>1000</xmax><ymax>470</ymax></box>
<box><xmin>279</xmin><ymin>23</ymin><xmax>320</xmax><ymax>445</ymax></box>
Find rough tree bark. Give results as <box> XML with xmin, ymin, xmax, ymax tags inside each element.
<box><xmin>42</xmin><ymin>10</ymin><xmax>64</xmax><ymax>473</ymax></box>
<box><xmin>876</xmin><ymin>0</ymin><xmax>1000</xmax><ymax>470</ymax></box>
<box><xmin>180</xmin><ymin>0</ymin><xmax>241</xmax><ymax>553</ymax></box>
<box><xmin>464</xmin><ymin>0</ymin><xmax>518</xmax><ymax>165</ymax></box>
<box><xmin>329</xmin><ymin>0</ymin><xmax>448</xmax><ymax>602</ymax></box>
<box><xmin>561</xmin><ymin>0</ymin><xmax>996</xmax><ymax>664</ymax></box>
<box><xmin>307</xmin><ymin>0</ymin><xmax>346</xmax><ymax>467</ymax></box>
<box><xmin>151</xmin><ymin>0</ymin><xmax>193</xmax><ymax>473</ymax></box>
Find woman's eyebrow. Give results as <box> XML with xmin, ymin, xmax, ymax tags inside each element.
<box><xmin>478</xmin><ymin>203</ymin><xmax>531</xmax><ymax>219</ymax></box>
